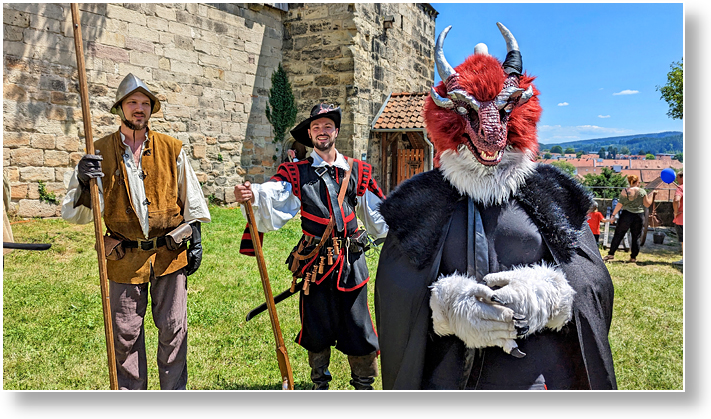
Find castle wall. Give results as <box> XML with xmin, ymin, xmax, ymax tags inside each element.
<box><xmin>3</xmin><ymin>3</ymin><xmax>437</xmax><ymax>218</ymax></box>
<box><xmin>281</xmin><ymin>3</ymin><xmax>435</xmax><ymax>178</ymax></box>
<box><xmin>3</xmin><ymin>3</ymin><xmax>285</xmax><ymax>217</ymax></box>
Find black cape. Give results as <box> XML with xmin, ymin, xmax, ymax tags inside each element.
<box><xmin>375</xmin><ymin>165</ymin><xmax>617</xmax><ymax>390</ymax></box>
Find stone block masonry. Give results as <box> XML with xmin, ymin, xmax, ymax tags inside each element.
<box><xmin>3</xmin><ymin>3</ymin><xmax>438</xmax><ymax>218</ymax></box>
<box><xmin>3</xmin><ymin>3</ymin><xmax>286</xmax><ymax>217</ymax></box>
<box><xmin>282</xmin><ymin>3</ymin><xmax>435</xmax><ymax>179</ymax></box>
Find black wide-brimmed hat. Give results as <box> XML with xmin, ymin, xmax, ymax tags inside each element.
<box><xmin>290</xmin><ymin>103</ymin><xmax>341</xmax><ymax>147</ymax></box>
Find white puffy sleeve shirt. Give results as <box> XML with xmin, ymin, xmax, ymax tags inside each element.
<box><xmin>61</xmin><ymin>132</ymin><xmax>211</xmax><ymax>238</ymax></box>
<box><xmin>241</xmin><ymin>150</ymin><xmax>388</xmax><ymax>239</ymax></box>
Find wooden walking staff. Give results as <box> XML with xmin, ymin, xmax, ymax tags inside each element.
<box><xmin>242</xmin><ymin>201</ymin><xmax>295</xmax><ymax>390</ymax></box>
<box><xmin>70</xmin><ymin>3</ymin><xmax>118</xmax><ymax>390</ymax></box>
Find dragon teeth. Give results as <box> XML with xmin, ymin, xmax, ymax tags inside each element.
<box><xmin>480</xmin><ymin>150</ymin><xmax>500</xmax><ymax>161</ymax></box>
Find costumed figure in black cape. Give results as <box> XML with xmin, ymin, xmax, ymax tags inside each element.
<box><xmin>374</xmin><ymin>23</ymin><xmax>617</xmax><ymax>390</ymax></box>
<box><xmin>236</xmin><ymin>103</ymin><xmax>388</xmax><ymax>390</ymax></box>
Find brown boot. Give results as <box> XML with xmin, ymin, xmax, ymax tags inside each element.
<box><xmin>308</xmin><ymin>348</ymin><xmax>332</xmax><ymax>390</ymax></box>
<box><xmin>347</xmin><ymin>352</ymin><xmax>378</xmax><ymax>390</ymax></box>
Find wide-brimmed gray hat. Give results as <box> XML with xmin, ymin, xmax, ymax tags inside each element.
<box><xmin>290</xmin><ymin>103</ymin><xmax>341</xmax><ymax>147</ymax></box>
<box><xmin>110</xmin><ymin>73</ymin><xmax>161</xmax><ymax>119</ymax></box>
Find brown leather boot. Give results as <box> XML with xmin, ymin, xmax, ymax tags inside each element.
<box><xmin>347</xmin><ymin>351</ymin><xmax>378</xmax><ymax>390</ymax></box>
<box><xmin>308</xmin><ymin>347</ymin><xmax>332</xmax><ymax>390</ymax></box>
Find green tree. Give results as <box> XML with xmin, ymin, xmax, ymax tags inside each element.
<box><xmin>673</xmin><ymin>152</ymin><xmax>683</xmax><ymax>162</ymax></box>
<box><xmin>265</xmin><ymin>63</ymin><xmax>298</xmax><ymax>146</ymax></box>
<box><xmin>645</xmin><ymin>153</ymin><xmax>656</xmax><ymax>160</ymax></box>
<box><xmin>550</xmin><ymin>160</ymin><xmax>576</xmax><ymax>178</ymax></box>
<box><xmin>638</xmin><ymin>150</ymin><xmax>646</xmax><ymax>156</ymax></box>
<box><xmin>576</xmin><ymin>151</ymin><xmax>584</xmax><ymax>158</ymax></box>
<box><xmin>564</xmin><ymin>147</ymin><xmax>575</xmax><ymax>154</ymax></box>
<box><xmin>620</xmin><ymin>146</ymin><xmax>630</xmax><ymax>155</ymax></box>
<box><xmin>657</xmin><ymin>59</ymin><xmax>683</xmax><ymax>120</ymax></box>
<box><xmin>550</xmin><ymin>145</ymin><xmax>563</xmax><ymax>154</ymax></box>
<box><xmin>598</xmin><ymin>148</ymin><xmax>606</xmax><ymax>159</ymax></box>
<box><xmin>544</xmin><ymin>152</ymin><xmax>552</xmax><ymax>159</ymax></box>
<box><xmin>607</xmin><ymin>146</ymin><xmax>618</xmax><ymax>159</ymax></box>
<box><xmin>583</xmin><ymin>167</ymin><xmax>628</xmax><ymax>199</ymax></box>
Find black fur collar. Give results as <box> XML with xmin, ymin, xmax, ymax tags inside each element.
<box><xmin>379</xmin><ymin>165</ymin><xmax>593</xmax><ymax>270</ymax></box>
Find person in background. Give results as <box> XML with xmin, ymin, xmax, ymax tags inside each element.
<box><xmin>586</xmin><ymin>201</ymin><xmax>605</xmax><ymax>244</ymax></box>
<box><xmin>672</xmin><ymin>171</ymin><xmax>683</xmax><ymax>265</ymax></box>
<box><xmin>603</xmin><ymin>175</ymin><xmax>656</xmax><ymax>263</ymax></box>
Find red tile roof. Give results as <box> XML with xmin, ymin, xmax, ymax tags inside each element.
<box><xmin>630</xmin><ymin>160</ymin><xmax>672</xmax><ymax>170</ymax></box>
<box><xmin>563</xmin><ymin>158</ymin><xmax>599</xmax><ymax>167</ymax></box>
<box><xmin>372</xmin><ymin>92</ymin><xmax>427</xmax><ymax>131</ymax></box>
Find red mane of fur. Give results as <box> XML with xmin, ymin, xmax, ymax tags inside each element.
<box><xmin>423</xmin><ymin>54</ymin><xmax>542</xmax><ymax>157</ymax></box>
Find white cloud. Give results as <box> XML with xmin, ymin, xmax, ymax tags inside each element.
<box><xmin>538</xmin><ymin>124</ymin><xmax>632</xmax><ymax>144</ymax></box>
<box><xmin>598</xmin><ymin>115</ymin><xmax>611</xmax><ymax>118</ymax></box>
<box><xmin>557</xmin><ymin>102</ymin><xmax>569</xmax><ymax>106</ymax></box>
<box><xmin>613</xmin><ymin>89</ymin><xmax>639</xmax><ymax>96</ymax></box>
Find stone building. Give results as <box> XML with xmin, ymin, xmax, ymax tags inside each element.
<box><xmin>2</xmin><ymin>3</ymin><xmax>437</xmax><ymax>218</ymax></box>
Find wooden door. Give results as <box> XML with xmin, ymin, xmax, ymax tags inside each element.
<box><xmin>396</xmin><ymin>148</ymin><xmax>425</xmax><ymax>185</ymax></box>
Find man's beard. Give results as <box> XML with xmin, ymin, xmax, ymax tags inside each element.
<box><xmin>312</xmin><ymin>136</ymin><xmax>335</xmax><ymax>152</ymax></box>
<box><xmin>122</xmin><ymin>116</ymin><xmax>148</xmax><ymax>131</ymax></box>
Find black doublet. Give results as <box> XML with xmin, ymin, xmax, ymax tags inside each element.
<box><xmin>374</xmin><ymin>165</ymin><xmax>617</xmax><ymax>390</ymax></box>
<box><xmin>272</xmin><ymin>158</ymin><xmax>382</xmax><ymax>354</ymax></box>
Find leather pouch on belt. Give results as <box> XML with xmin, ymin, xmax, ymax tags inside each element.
<box><xmin>97</xmin><ymin>234</ymin><xmax>125</xmax><ymax>261</ymax></box>
<box><xmin>166</xmin><ymin>223</ymin><xmax>192</xmax><ymax>250</ymax></box>
<box><xmin>286</xmin><ymin>242</ymin><xmax>317</xmax><ymax>275</ymax></box>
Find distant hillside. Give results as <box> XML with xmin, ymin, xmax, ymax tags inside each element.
<box><xmin>541</xmin><ymin>131</ymin><xmax>683</xmax><ymax>155</ymax></box>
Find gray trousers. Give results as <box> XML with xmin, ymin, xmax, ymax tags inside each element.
<box><xmin>109</xmin><ymin>268</ymin><xmax>188</xmax><ymax>390</ymax></box>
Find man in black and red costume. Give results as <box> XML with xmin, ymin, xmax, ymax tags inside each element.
<box><xmin>374</xmin><ymin>23</ymin><xmax>617</xmax><ymax>390</ymax></box>
<box><xmin>235</xmin><ymin>103</ymin><xmax>388</xmax><ymax>390</ymax></box>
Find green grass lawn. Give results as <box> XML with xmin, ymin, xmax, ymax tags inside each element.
<box><xmin>2</xmin><ymin>206</ymin><xmax>683</xmax><ymax>390</ymax></box>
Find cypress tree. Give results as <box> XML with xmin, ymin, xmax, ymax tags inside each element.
<box><xmin>265</xmin><ymin>63</ymin><xmax>297</xmax><ymax>146</ymax></box>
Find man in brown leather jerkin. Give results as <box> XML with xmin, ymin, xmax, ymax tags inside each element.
<box><xmin>61</xmin><ymin>73</ymin><xmax>211</xmax><ymax>390</ymax></box>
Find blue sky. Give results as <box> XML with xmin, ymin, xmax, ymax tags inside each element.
<box><xmin>430</xmin><ymin>2</ymin><xmax>684</xmax><ymax>144</ymax></box>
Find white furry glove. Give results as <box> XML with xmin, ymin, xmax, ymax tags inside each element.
<box><xmin>430</xmin><ymin>273</ymin><xmax>529</xmax><ymax>357</ymax></box>
<box><xmin>484</xmin><ymin>262</ymin><xmax>576</xmax><ymax>335</ymax></box>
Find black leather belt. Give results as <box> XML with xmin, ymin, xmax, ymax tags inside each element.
<box><xmin>123</xmin><ymin>236</ymin><xmax>168</xmax><ymax>251</ymax></box>
<box><xmin>307</xmin><ymin>233</ymin><xmax>366</xmax><ymax>254</ymax></box>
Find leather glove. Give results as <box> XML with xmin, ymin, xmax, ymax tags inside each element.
<box><xmin>429</xmin><ymin>272</ymin><xmax>528</xmax><ymax>357</ymax></box>
<box><xmin>484</xmin><ymin>262</ymin><xmax>576</xmax><ymax>335</ymax></box>
<box><xmin>77</xmin><ymin>153</ymin><xmax>103</xmax><ymax>189</ymax></box>
<box><xmin>73</xmin><ymin>152</ymin><xmax>103</xmax><ymax>209</ymax></box>
<box><xmin>185</xmin><ymin>222</ymin><xmax>202</xmax><ymax>276</ymax></box>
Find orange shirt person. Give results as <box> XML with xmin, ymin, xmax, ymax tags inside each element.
<box><xmin>586</xmin><ymin>201</ymin><xmax>605</xmax><ymax>243</ymax></box>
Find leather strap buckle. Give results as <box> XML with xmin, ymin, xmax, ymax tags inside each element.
<box><xmin>138</xmin><ymin>237</ymin><xmax>158</xmax><ymax>250</ymax></box>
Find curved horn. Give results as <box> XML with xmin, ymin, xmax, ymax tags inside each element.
<box><xmin>497</xmin><ymin>22</ymin><xmax>523</xmax><ymax>76</ymax></box>
<box><xmin>430</xmin><ymin>86</ymin><xmax>454</xmax><ymax>109</ymax></box>
<box><xmin>435</xmin><ymin>25</ymin><xmax>457</xmax><ymax>83</ymax></box>
<box><xmin>496</xmin><ymin>22</ymin><xmax>519</xmax><ymax>53</ymax></box>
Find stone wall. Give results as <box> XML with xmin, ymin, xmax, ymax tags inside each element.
<box><xmin>352</xmin><ymin>3</ymin><xmax>436</xmax><ymax>172</ymax></box>
<box><xmin>281</xmin><ymin>3</ymin><xmax>436</xmax><ymax>174</ymax></box>
<box><xmin>3</xmin><ymin>3</ymin><xmax>286</xmax><ymax>217</ymax></box>
<box><xmin>3</xmin><ymin>2</ymin><xmax>438</xmax><ymax>218</ymax></box>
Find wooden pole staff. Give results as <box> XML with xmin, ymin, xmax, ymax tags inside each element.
<box><xmin>70</xmin><ymin>3</ymin><xmax>118</xmax><ymax>390</ymax></box>
<box><xmin>242</xmin><ymin>201</ymin><xmax>295</xmax><ymax>390</ymax></box>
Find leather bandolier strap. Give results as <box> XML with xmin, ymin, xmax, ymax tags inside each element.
<box><xmin>289</xmin><ymin>157</ymin><xmax>354</xmax><ymax>268</ymax></box>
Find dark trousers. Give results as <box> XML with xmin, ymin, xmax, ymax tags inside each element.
<box><xmin>109</xmin><ymin>268</ymin><xmax>188</xmax><ymax>390</ymax></box>
<box><xmin>297</xmin><ymin>278</ymin><xmax>379</xmax><ymax>356</ymax></box>
<box><xmin>608</xmin><ymin>210</ymin><xmax>644</xmax><ymax>259</ymax></box>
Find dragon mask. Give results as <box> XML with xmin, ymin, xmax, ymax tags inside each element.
<box><xmin>424</xmin><ymin>23</ymin><xmax>542</xmax><ymax>167</ymax></box>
